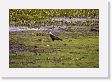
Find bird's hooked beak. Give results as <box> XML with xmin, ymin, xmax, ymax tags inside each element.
<box><xmin>49</xmin><ymin>32</ymin><xmax>51</xmax><ymax>34</ymax></box>
<box><xmin>49</xmin><ymin>32</ymin><xmax>52</xmax><ymax>34</ymax></box>
<box><xmin>46</xmin><ymin>32</ymin><xmax>51</xmax><ymax>35</ymax></box>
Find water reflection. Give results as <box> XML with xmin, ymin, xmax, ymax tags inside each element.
<box><xmin>9</xmin><ymin>26</ymin><xmax>62</xmax><ymax>32</ymax></box>
<box><xmin>9</xmin><ymin>17</ymin><xmax>98</xmax><ymax>32</ymax></box>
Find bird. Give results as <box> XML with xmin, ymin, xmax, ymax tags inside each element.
<box><xmin>49</xmin><ymin>32</ymin><xmax>62</xmax><ymax>41</ymax></box>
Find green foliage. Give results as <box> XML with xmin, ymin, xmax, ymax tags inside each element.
<box><xmin>9</xmin><ymin>9</ymin><xmax>99</xmax><ymax>27</ymax></box>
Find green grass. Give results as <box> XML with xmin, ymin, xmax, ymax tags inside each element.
<box><xmin>9</xmin><ymin>30</ymin><xmax>99</xmax><ymax>68</ymax></box>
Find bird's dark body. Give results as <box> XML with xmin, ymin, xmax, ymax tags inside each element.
<box><xmin>49</xmin><ymin>32</ymin><xmax>62</xmax><ymax>41</ymax></box>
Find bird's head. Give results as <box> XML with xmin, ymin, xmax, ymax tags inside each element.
<box><xmin>48</xmin><ymin>31</ymin><xmax>56</xmax><ymax>36</ymax></box>
<box><xmin>49</xmin><ymin>32</ymin><xmax>54</xmax><ymax>36</ymax></box>
<box><xmin>46</xmin><ymin>32</ymin><xmax>52</xmax><ymax>36</ymax></box>
<box><xmin>49</xmin><ymin>32</ymin><xmax>52</xmax><ymax>35</ymax></box>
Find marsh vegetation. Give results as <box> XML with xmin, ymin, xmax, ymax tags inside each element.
<box><xmin>9</xmin><ymin>9</ymin><xmax>99</xmax><ymax>68</ymax></box>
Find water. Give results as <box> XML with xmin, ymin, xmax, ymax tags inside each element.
<box><xmin>9</xmin><ymin>17</ymin><xmax>98</xmax><ymax>32</ymax></box>
<box><xmin>9</xmin><ymin>26</ymin><xmax>28</xmax><ymax>31</ymax></box>
<box><xmin>52</xmin><ymin>17</ymin><xmax>98</xmax><ymax>22</ymax></box>
<box><xmin>9</xmin><ymin>26</ymin><xmax>62</xmax><ymax>32</ymax></box>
